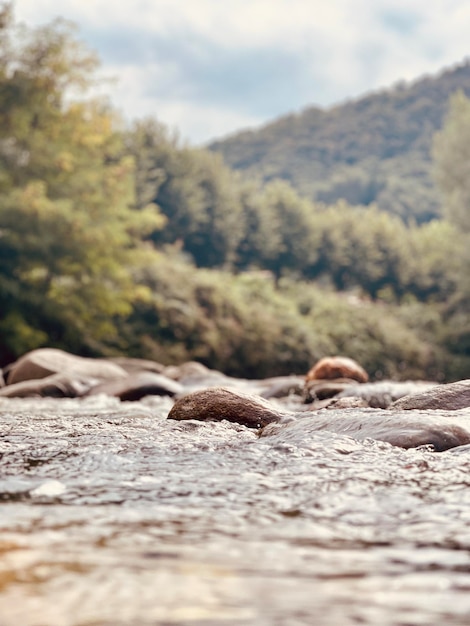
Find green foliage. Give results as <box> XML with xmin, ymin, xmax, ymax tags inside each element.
<box><xmin>235</xmin><ymin>180</ymin><xmax>320</xmax><ymax>278</ymax></box>
<box><xmin>116</xmin><ymin>255</ymin><xmax>453</xmax><ymax>380</ymax></box>
<box><xmin>431</xmin><ymin>93</ymin><xmax>470</xmax><ymax>370</ymax></box>
<box><xmin>126</xmin><ymin>119</ymin><xmax>245</xmax><ymax>267</ymax></box>
<box><xmin>127</xmin><ymin>119</ymin><xmax>466</xmax><ymax>311</ymax></box>
<box><xmin>433</xmin><ymin>91</ymin><xmax>470</xmax><ymax>232</ymax></box>
<box><xmin>306</xmin><ymin>203</ymin><xmax>410</xmax><ymax>298</ymax></box>
<box><xmin>0</xmin><ymin>6</ymin><xmax>163</xmax><ymax>362</ymax></box>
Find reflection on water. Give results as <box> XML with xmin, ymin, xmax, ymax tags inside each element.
<box><xmin>1</xmin><ymin>396</ymin><xmax>470</xmax><ymax>625</ymax></box>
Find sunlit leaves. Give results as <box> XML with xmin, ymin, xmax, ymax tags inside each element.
<box><xmin>0</xmin><ymin>7</ymin><xmax>163</xmax><ymax>358</ymax></box>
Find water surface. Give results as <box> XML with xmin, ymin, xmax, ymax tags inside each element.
<box><xmin>1</xmin><ymin>395</ymin><xmax>470</xmax><ymax>625</ymax></box>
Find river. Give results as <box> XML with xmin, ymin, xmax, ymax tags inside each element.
<box><xmin>1</xmin><ymin>394</ymin><xmax>470</xmax><ymax>625</ymax></box>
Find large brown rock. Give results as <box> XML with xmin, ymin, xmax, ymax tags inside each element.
<box><xmin>391</xmin><ymin>380</ymin><xmax>470</xmax><ymax>411</ymax></box>
<box><xmin>6</xmin><ymin>348</ymin><xmax>127</xmax><ymax>385</ymax></box>
<box><xmin>306</xmin><ymin>356</ymin><xmax>368</xmax><ymax>383</ymax></box>
<box><xmin>167</xmin><ymin>387</ymin><xmax>289</xmax><ymax>429</ymax></box>
<box><xmin>86</xmin><ymin>372</ymin><xmax>184</xmax><ymax>401</ymax></box>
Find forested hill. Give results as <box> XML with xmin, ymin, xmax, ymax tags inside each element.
<box><xmin>209</xmin><ymin>61</ymin><xmax>470</xmax><ymax>223</ymax></box>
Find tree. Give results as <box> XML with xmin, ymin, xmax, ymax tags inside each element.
<box><xmin>0</xmin><ymin>5</ymin><xmax>163</xmax><ymax>363</ymax></box>
<box><xmin>433</xmin><ymin>91</ymin><xmax>470</xmax><ymax>232</ymax></box>
<box><xmin>432</xmin><ymin>92</ymin><xmax>470</xmax><ymax>372</ymax></box>
<box><xmin>127</xmin><ymin>119</ymin><xmax>245</xmax><ymax>268</ymax></box>
<box><xmin>254</xmin><ymin>180</ymin><xmax>319</xmax><ymax>280</ymax></box>
<box><xmin>308</xmin><ymin>203</ymin><xmax>411</xmax><ymax>299</ymax></box>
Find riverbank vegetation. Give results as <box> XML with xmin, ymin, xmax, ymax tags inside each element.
<box><xmin>0</xmin><ymin>4</ymin><xmax>468</xmax><ymax>380</ymax></box>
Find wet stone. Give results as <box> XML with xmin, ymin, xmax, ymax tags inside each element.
<box><xmin>167</xmin><ymin>386</ymin><xmax>291</xmax><ymax>428</ymax></box>
<box><xmin>306</xmin><ymin>356</ymin><xmax>369</xmax><ymax>384</ymax></box>
<box><xmin>259</xmin><ymin>375</ymin><xmax>306</xmax><ymax>399</ymax></box>
<box><xmin>336</xmin><ymin>380</ymin><xmax>439</xmax><ymax>409</ymax></box>
<box><xmin>0</xmin><ymin>372</ymin><xmax>97</xmax><ymax>398</ymax></box>
<box><xmin>303</xmin><ymin>378</ymin><xmax>358</xmax><ymax>402</ymax></box>
<box><xmin>108</xmin><ymin>356</ymin><xmax>165</xmax><ymax>375</ymax></box>
<box><xmin>86</xmin><ymin>372</ymin><xmax>184</xmax><ymax>401</ymax></box>
<box><xmin>391</xmin><ymin>379</ymin><xmax>470</xmax><ymax>411</ymax></box>
<box><xmin>260</xmin><ymin>409</ymin><xmax>470</xmax><ymax>451</ymax></box>
<box><xmin>6</xmin><ymin>347</ymin><xmax>127</xmax><ymax>385</ymax></box>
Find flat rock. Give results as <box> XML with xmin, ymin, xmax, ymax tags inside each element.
<box><xmin>6</xmin><ymin>348</ymin><xmax>127</xmax><ymax>385</ymax></box>
<box><xmin>303</xmin><ymin>378</ymin><xmax>358</xmax><ymax>402</ymax></box>
<box><xmin>336</xmin><ymin>380</ymin><xmax>439</xmax><ymax>409</ymax></box>
<box><xmin>260</xmin><ymin>409</ymin><xmax>470</xmax><ymax>451</ymax></box>
<box><xmin>0</xmin><ymin>373</ymin><xmax>97</xmax><ymax>398</ymax></box>
<box><xmin>108</xmin><ymin>357</ymin><xmax>165</xmax><ymax>375</ymax></box>
<box><xmin>167</xmin><ymin>387</ymin><xmax>291</xmax><ymax>429</ymax></box>
<box><xmin>327</xmin><ymin>396</ymin><xmax>369</xmax><ymax>409</ymax></box>
<box><xmin>391</xmin><ymin>379</ymin><xmax>470</xmax><ymax>411</ymax></box>
<box><xmin>162</xmin><ymin>361</ymin><xmax>211</xmax><ymax>382</ymax></box>
<box><xmin>86</xmin><ymin>372</ymin><xmax>184</xmax><ymax>401</ymax></box>
<box><xmin>260</xmin><ymin>376</ymin><xmax>306</xmax><ymax>399</ymax></box>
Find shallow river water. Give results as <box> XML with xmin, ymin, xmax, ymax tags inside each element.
<box><xmin>1</xmin><ymin>395</ymin><xmax>470</xmax><ymax>625</ymax></box>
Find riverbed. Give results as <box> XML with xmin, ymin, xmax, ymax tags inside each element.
<box><xmin>1</xmin><ymin>395</ymin><xmax>470</xmax><ymax>625</ymax></box>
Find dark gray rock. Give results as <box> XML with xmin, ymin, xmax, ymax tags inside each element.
<box><xmin>260</xmin><ymin>375</ymin><xmax>305</xmax><ymax>399</ymax></box>
<box><xmin>303</xmin><ymin>378</ymin><xmax>358</xmax><ymax>403</ymax></box>
<box><xmin>260</xmin><ymin>409</ymin><xmax>470</xmax><ymax>451</ymax></box>
<box><xmin>337</xmin><ymin>380</ymin><xmax>439</xmax><ymax>408</ymax></box>
<box><xmin>391</xmin><ymin>379</ymin><xmax>470</xmax><ymax>411</ymax></box>
<box><xmin>327</xmin><ymin>396</ymin><xmax>369</xmax><ymax>409</ymax></box>
<box><xmin>86</xmin><ymin>372</ymin><xmax>184</xmax><ymax>400</ymax></box>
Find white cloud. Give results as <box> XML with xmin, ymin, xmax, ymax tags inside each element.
<box><xmin>98</xmin><ymin>62</ymin><xmax>262</xmax><ymax>142</ymax></box>
<box><xmin>13</xmin><ymin>0</ymin><xmax>470</xmax><ymax>144</ymax></box>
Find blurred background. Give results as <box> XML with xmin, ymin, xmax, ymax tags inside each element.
<box><xmin>1</xmin><ymin>0</ymin><xmax>469</xmax><ymax>380</ymax></box>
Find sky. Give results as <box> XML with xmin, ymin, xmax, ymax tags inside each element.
<box><xmin>13</xmin><ymin>0</ymin><xmax>470</xmax><ymax>145</ymax></box>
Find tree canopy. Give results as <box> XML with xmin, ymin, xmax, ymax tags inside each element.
<box><xmin>0</xmin><ymin>4</ymin><xmax>163</xmax><ymax>361</ymax></box>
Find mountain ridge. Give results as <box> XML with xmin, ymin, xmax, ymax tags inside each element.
<box><xmin>209</xmin><ymin>59</ymin><xmax>470</xmax><ymax>222</ymax></box>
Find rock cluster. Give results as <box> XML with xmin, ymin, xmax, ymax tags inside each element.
<box><xmin>1</xmin><ymin>349</ymin><xmax>469</xmax><ymax>451</ymax></box>
<box><xmin>0</xmin><ymin>348</ymin><xmax>180</xmax><ymax>400</ymax></box>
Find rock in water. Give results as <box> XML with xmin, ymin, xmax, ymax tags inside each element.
<box><xmin>86</xmin><ymin>372</ymin><xmax>184</xmax><ymax>401</ymax></box>
<box><xmin>336</xmin><ymin>380</ymin><xmax>439</xmax><ymax>408</ymax></box>
<box><xmin>391</xmin><ymin>379</ymin><xmax>470</xmax><ymax>411</ymax></box>
<box><xmin>261</xmin><ymin>411</ymin><xmax>470</xmax><ymax>451</ymax></box>
<box><xmin>167</xmin><ymin>387</ymin><xmax>288</xmax><ymax>428</ymax></box>
<box><xmin>303</xmin><ymin>378</ymin><xmax>358</xmax><ymax>403</ymax></box>
<box><xmin>108</xmin><ymin>357</ymin><xmax>165</xmax><ymax>375</ymax></box>
<box><xmin>306</xmin><ymin>356</ymin><xmax>368</xmax><ymax>383</ymax></box>
<box><xmin>6</xmin><ymin>348</ymin><xmax>127</xmax><ymax>385</ymax></box>
<box><xmin>0</xmin><ymin>373</ymin><xmax>96</xmax><ymax>398</ymax></box>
